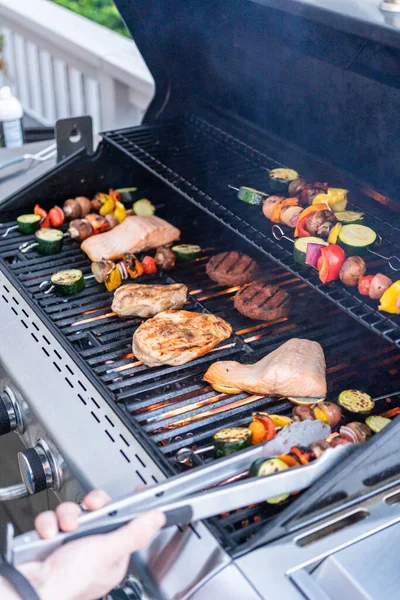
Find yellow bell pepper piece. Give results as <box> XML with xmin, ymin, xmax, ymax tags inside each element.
<box><xmin>328</xmin><ymin>222</ymin><xmax>342</xmax><ymax>244</ymax></box>
<box><xmin>313</xmin><ymin>188</ymin><xmax>348</xmax><ymax>212</ymax></box>
<box><xmin>98</xmin><ymin>193</ymin><xmax>116</xmax><ymax>216</ymax></box>
<box><xmin>379</xmin><ymin>280</ymin><xmax>400</xmax><ymax>314</ymax></box>
<box><xmin>114</xmin><ymin>201</ymin><xmax>127</xmax><ymax>223</ymax></box>
<box><xmin>313</xmin><ymin>406</ymin><xmax>329</xmax><ymax>424</ymax></box>
<box><xmin>105</xmin><ymin>265</ymin><xmax>122</xmax><ymax>292</ymax></box>
<box><xmin>211</xmin><ymin>383</ymin><xmax>242</xmax><ymax>394</ymax></box>
<box><xmin>268</xmin><ymin>414</ymin><xmax>293</xmax><ymax>428</ymax></box>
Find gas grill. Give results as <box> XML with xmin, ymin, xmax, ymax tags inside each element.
<box><xmin>1</xmin><ymin>1</ymin><xmax>400</xmax><ymax>598</ymax></box>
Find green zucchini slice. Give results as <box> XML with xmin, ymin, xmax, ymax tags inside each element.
<box><xmin>36</xmin><ymin>228</ymin><xmax>64</xmax><ymax>255</ymax></box>
<box><xmin>250</xmin><ymin>457</ymin><xmax>290</xmax><ymax>504</ymax></box>
<box><xmin>366</xmin><ymin>415</ymin><xmax>391</xmax><ymax>433</ymax></box>
<box><xmin>338</xmin><ymin>224</ymin><xmax>376</xmax><ymax>256</ymax></box>
<box><xmin>172</xmin><ymin>244</ymin><xmax>202</xmax><ymax>261</ymax></box>
<box><xmin>133</xmin><ymin>198</ymin><xmax>155</xmax><ymax>216</ymax></box>
<box><xmin>51</xmin><ymin>269</ymin><xmax>85</xmax><ymax>296</ymax></box>
<box><xmin>269</xmin><ymin>168</ymin><xmax>299</xmax><ymax>192</ymax></box>
<box><xmin>335</xmin><ymin>211</ymin><xmax>364</xmax><ymax>224</ymax></box>
<box><xmin>213</xmin><ymin>427</ymin><xmax>252</xmax><ymax>458</ymax></box>
<box><xmin>17</xmin><ymin>214</ymin><xmax>41</xmax><ymax>234</ymax></box>
<box><xmin>338</xmin><ymin>390</ymin><xmax>374</xmax><ymax>416</ymax></box>
<box><xmin>237</xmin><ymin>187</ymin><xmax>269</xmax><ymax>205</ymax></box>
<box><xmin>116</xmin><ymin>187</ymin><xmax>139</xmax><ymax>203</ymax></box>
<box><xmin>293</xmin><ymin>237</ymin><xmax>328</xmax><ymax>266</ymax></box>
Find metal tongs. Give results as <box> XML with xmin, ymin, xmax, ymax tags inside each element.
<box><xmin>8</xmin><ymin>420</ymin><xmax>351</xmax><ymax>567</ymax></box>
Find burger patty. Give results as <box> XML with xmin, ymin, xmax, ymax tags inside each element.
<box><xmin>206</xmin><ymin>251</ymin><xmax>258</xmax><ymax>286</ymax></box>
<box><xmin>234</xmin><ymin>282</ymin><xmax>290</xmax><ymax>321</ymax></box>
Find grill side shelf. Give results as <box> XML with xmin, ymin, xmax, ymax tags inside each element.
<box><xmin>102</xmin><ymin>116</ymin><xmax>400</xmax><ymax>350</ymax></box>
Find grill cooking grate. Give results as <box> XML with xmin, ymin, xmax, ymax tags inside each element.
<box><xmin>1</xmin><ymin>131</ymin><xmax>400</xmax><ymax>552</ymax></box>
<box><xmin>103</xmin><ymin>114</ymin><xmax>400</xmax><ymax>349</ymax></box>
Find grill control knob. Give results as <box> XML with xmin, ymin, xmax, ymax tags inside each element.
<box><xmin>0</xmin><ymin>387</ymin><xmax>23</xmax><ymax>436</ymax></box>
<box><xmin>17</xmin><ymin>440</ymin><xmax>62</xmax><ymax>495</ymax></box>
<box><xmin>107</xmin><ymin>577</ymin><xmax>144</xmax><ymax>600</ymax></box>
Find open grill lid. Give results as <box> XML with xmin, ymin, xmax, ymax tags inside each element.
<box><xmin>115</xmin><ymin>0</ymin><xmax>400</xmax><ymax>202</ymax></box>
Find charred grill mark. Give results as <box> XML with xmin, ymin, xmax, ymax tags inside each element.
<box><xmin>258</xmin><ymin>287</ymin><xmax>280</xmax><ymax>308</ymax></box>
<box><xmin>210</xmin><ymin>252</ymin><xmax>230</xmax><ymax>271</ymax></box>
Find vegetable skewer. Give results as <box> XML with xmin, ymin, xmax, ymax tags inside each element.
<box><xmin>272</xmin><ymin>224</ymin><xmax>400</xmax><ymax>271</ymax></box>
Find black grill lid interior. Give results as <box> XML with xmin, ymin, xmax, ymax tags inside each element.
<box><xmin>115</xmin><ymin>0</ymin><xmax>400</xmax><ymax>201</ymax></box>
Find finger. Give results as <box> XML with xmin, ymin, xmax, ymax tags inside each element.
<box><xmin>35</xmin><ymin>511</ymin><xmax>59</xmax><ymax>539</ymax></box>
<box><xmin>55</xmin><ymin>502</ymin><xmax>82</xmax><ymax>532</ymax></box>
<box><xmin>104</xmin><ymin>510</ymin><xmax>166</xmax><ymax>558</ymax></box>
<box><xmin>134</xmin><ymin>484</ymin><xmax>146</xmax><ymax>492</ymax></box>
<box><xmin>83</xmin><ymin>489</ymin><xmax>111</xmax><ymax>511</ymax></box>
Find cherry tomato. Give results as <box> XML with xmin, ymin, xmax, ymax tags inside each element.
<box><xmin>358</xmin><ymin>275</ymin><xmax>374</xmax><ymax>296</ymax></box>
<box><xmin>141</xmin><ymin>256</ymin><xmax>157</xmax><ymax>275</ymax></box>
<box><xmin>48</xmin><ymin>206</ymin><xmax>65</xmax><ymax>227</ymax></box>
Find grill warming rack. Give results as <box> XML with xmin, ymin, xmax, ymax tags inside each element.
<box><xmin>103</xmin><ymin>113</ymin><xmax>400</xmax><ymax>349</ymax></box>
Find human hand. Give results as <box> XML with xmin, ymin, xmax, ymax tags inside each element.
<box><xmin>16</xmin><ymin>490</ymin><xmax>165</xmax><ymax>600</ymax></box>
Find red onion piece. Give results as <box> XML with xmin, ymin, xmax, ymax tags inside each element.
<box><xmin>290</xmin><ymin>213</ymin><xmax>300</xmax><ymax>227</ymax></box>
<box><xmin>339</xmin><ymin>425</ymin><xmax>358</xmax><ymax>443</ymax></box>
<box><xmin>396</xmin><ymin>293</ymin><xmax>400</xmax><ymax>310</ymax></box>
<box><xmin>305</xmin><ymin>243</ymin><xmax>325</xmax><ymax>269</ymax></box>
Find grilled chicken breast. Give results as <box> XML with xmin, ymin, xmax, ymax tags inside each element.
<box><xmin>81</xmin><ymin>216</ymin><xmax>180</xmax><ymax>262</ymax></box>
<box><xmin>132</xmin><ymin>310</ymin><xmax>233</xmax><ymax>367</ymax></box>
<box><xmin>112</xmin><ymin>284</ymin><xmax>188</xmax><ymax>318</ymax></box>
<box><xmin>204</xmin><ymin>338</ymin><xmax>326</xmax><ymax>398</ymax></box>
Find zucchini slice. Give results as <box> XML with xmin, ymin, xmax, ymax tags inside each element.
<box><xmin>213</xmin><ymin>427</ymin><xmax>252</xmax><ymax>458</ymax></box>
<box><xmin>338</xmin><ymin>224</ymin><xmax>376</xmax><ymax>256</ymax></box>
<box><xmin>293</xmin><ymin>237</ymin><xmax>328</xmax><ymax>266</ymax></box>
<box><xmin>249</xmin><ymin>457</ymin><xmax>290</xmax><ymax>504</ymax></box>
<box><xmin>133</xmin><ymin>198</ymin><xmax>155</xmax><ymax>216</ymax></box>
<box><xmin>17</xmin><ymin>214</ymin><xmax>41</xmax><ymax>234</ymax></box>
<box><xmin>116</xmin><ymin>187</ymin><xmax>139</xmax><ymax>203</ymax></box>
<box><xmin>172</xmin><ymin>244</ymin><xmax>202</xmax><ymax>261</ymax></box>
<box><xmin>51</xmin><ymin>269</ymin><xmax>85</xmax><ymax>296</ymax></box>
<box><xmin>338</xmin><ymin>390</ymin><xmax>374</xmax><ymax>416</ymax></box>
<box><xmin>366</xmin><ymin>415</ymin><xmax>391</xmax><ymax>433</ymax></box>
<box><xmin>36</xmin><ymin>228</ymin><xmax>64</xmax><ymax>255</ymax></box>
<box><xmin>335</xmin><ymin>211</ymin><xmax>364</xmax><ymax>224</ymax></box>
<box><xmin>269</xmin><ymin>168</ymin><xmax>299</xmax><ymax>192</ymax></box>
<box><xmin>237</xmin><ymin>187</ymin><xmax>269</xmax><ymax>205</ymax></box>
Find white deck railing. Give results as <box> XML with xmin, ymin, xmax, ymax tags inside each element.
<box><xmin>0</xmin><ymin>0</ymin><xmax>155</xmax><ymax>132</ymax></box>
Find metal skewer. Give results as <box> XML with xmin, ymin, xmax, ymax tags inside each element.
<box><xmin>1</xmin><ymin>225</ymin><xmax>18</xmax><ymax>238</ymax></box>
<box><xmin>19</xmin><ymin>232</ymin><xmax>70</xmax><ymax>254</ymax></box>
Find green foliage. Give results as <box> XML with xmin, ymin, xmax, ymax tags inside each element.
<box><xmin>50</xmin><ymin>0</ymin><xmax>130</xmax><ymax>37</ymax></box>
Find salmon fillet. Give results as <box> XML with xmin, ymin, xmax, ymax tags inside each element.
<box><xmin>112</xmin><ymin>284</ymin><xmax>188</xmax><ymax>318</ymax></box>
<box><xmin>204</xmin><ymin>338</ymin><xmax>326</xmax><ymax>398</ymax></box>
<box><xmin>81</xmin><ymin>216</ymin><xmax>180</xmax><ymax>262</ymax></box>
<box><xmin>132</xmin><ymin>310</ymin><xmax>233</xmax><ymax>367</ymax></box>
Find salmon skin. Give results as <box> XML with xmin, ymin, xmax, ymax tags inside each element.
<box><xmin>204</xmin><ymin>338</ymin><xmax>326</xmax><ymax>398</ymax></box>
<box><xmin>81</xmin><ymin>216</ymin><xmax>180</xmax><ymax>262</ymax></box>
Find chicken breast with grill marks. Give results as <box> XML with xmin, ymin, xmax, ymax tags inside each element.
<box><xmin>112</xmin><ymin>284</ymin><xmax>188</xmax><ymax>318</ymax></box>
<box><xmin>132</xmin><ymin>310</ymin><xmax>233</xmax><ymax>367</ymax></box>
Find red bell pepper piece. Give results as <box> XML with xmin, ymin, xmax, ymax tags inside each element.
<box><xmin>48</xmin><ymin>206</ymin><xmax>65</xmax><ymax>228</ymax></box>
<box><xmin>141</xmin><ymin>256</ymin><xmax>157</xmax><ymax>275</ymax></box>
<box><xmin>317</xmin><ymin>244</ymin><xmax>346</xmax><ymax>284</ymax></box>
<box><xmin>34</xmin><ymin>204</ymin><xmax>51</xmax><ymax>228</ymax></box>
<box><xmin>252</xmin><ymin>413</ymin><xmax>277</xmax><ymax>441</ymax></box>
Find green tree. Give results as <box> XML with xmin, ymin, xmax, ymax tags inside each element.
<box><xmin>50</xmin><ymin>0</ymin><xmax>130</xmax><ymax>37</ymax></box>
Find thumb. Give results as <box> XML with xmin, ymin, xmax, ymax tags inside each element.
<box><xmin>100</xmin><ymin>510</ymin><xmax>166</xmax><ymax>559</ymax></box>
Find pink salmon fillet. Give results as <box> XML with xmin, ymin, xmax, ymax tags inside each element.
<box><xmin>81</xmin><ymin>216</ymin><xmax>180</xmax><ymax>262</ymax></box>
<box><xmin>204</xmin><ymin>338</ymin><xmax>326</xmax><ymax>398</ymax></box>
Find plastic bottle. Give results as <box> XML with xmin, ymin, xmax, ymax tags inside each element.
<box><xmin>0</xmin><ymin>86</ymin><xmax>24</xmax><ymax>148</ymax></box>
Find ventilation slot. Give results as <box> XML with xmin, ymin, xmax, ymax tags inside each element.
<box><xmin>363</xmin><ymin>463</ymin><xmax>400</xmax><ymax>487</ymax></box>
<box><xmin>295</xmin><ymin>509</ymin><xmax>369</xmax><ymax>547</ymax></box>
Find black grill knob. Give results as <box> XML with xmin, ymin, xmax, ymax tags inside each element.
<box><xmin>17</xmin><ymin>445</ymin><xmax>54</xmax><ymax>495</ymax></box>
<box><xmin>0</xmin><ymin>393</ymin><xmax>12</xmax><ymax>436</ymax></box>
